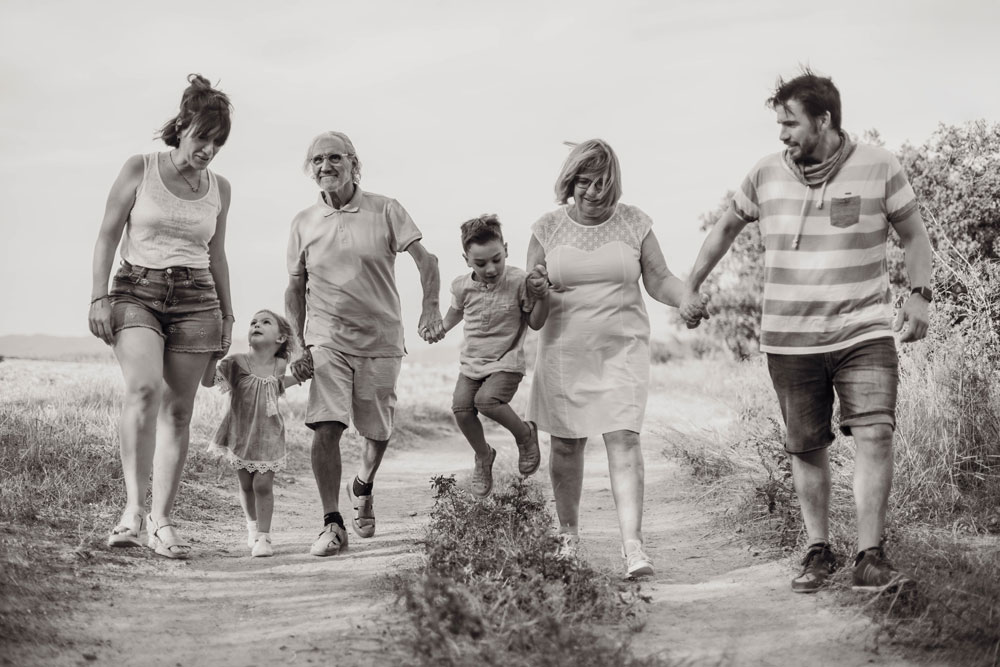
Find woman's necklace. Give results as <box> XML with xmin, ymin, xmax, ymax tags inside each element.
<box><xmin>168</xmin><ymin>151</ymin><xmax>201</xmax><ymax>193</ymax></box>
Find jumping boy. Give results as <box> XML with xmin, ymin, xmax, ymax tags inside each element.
<box><xmin>442</xmin><ymin>214</ymin><xmax>550</xmax><ymax>496</ymax></box>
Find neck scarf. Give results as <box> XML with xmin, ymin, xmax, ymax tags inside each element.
<box><xmin>784</xmin><ymin>131</ymin><xmax>856</xmax><ymax>186</ymax></box>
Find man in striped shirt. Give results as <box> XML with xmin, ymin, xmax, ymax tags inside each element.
<box><xmin>681</xmin><ymin>70</ymin><xmax>932</xmax><ymax>594</ymax></box>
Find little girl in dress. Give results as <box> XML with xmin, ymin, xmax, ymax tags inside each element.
<box><xmin>202</xmin><ymin>309</ymin><xmax>300</xmax><ymax>557</ymax></box>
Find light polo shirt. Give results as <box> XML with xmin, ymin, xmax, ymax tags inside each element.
<box><xmin>732</xmin><ymin>142</ymin><xmax>918</xmax><ymax>355</ymax></box>
<box><xmin>451</xmin><ymin>266</ymin><xmax>530</xmax><ymax>379</ymax></box>
<box><xmin>287</xmin><ymin>187</ymin><xmax>422</xmax><ymax>357</ymax></box>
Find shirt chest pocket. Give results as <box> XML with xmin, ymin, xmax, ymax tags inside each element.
<box><xmin>830</xmin><ymin>195</ymin><xmax>861</xmax><ymax>228</ymax></box>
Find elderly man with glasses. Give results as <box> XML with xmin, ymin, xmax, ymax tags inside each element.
<box><xmin>285</xmin><ymin>131</ymin><xmax>445</xmax><ymax>557</ymax></box>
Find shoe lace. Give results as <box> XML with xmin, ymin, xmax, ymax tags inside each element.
<box><xmin>802</xmin><ymin>543</ymin><xmax>831</xmax><ymax>567</ymax></box>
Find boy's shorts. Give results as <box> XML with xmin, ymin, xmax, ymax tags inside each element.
<box><xmin>306</xmin><ymin>346</ymin><xmax>402</xmax><ymax>441</ymax></box>
<box><xmin>452</xmin><ymin>371</ymin><xmax>524</xmax><ymax>414</ymax></box>
<box><xmin>109</xmin><ymin>260</ymin><xmax>222</xmax><ymax>354</ymax></box>
<box><xmin>766</xmin><ymin>337</ymin><xmax>899</xmax><ymax>454</ymax></box>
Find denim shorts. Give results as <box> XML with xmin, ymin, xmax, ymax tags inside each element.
<box><xmin>305</xmin><ymin>347</ymin><xmax>402</xmax><ymax>441</ymax></box>
<box><xmin>109</xmin><ymin>260</ymin><xmax>222</xmax><ymax>354</ymax></box>
<box><xmin>766</xmin><ymin>337</ymin><xmax>899</xmax><ymax>454</ymax></box>
<box><xmin>452</xmin><ymin>371</ymin><xmax>524</xmax><ymax>414</ymax></box>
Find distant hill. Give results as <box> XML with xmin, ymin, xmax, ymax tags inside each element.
<box><xmin>0</xmin><ymin>335</ymin><xmax>115</xmax><ymax>361</ymax></box>
<box><xmin>0</xmin><ymin>334</ymin><xmax>462</xmax><ymax>366</ymax></box>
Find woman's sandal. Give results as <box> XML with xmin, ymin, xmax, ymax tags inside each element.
<box><xmin>108</xmin><ymin>510</ymin><xmax>146</xmax><ymax>548</ymax></box>
<box><xmin>146</xmin><ymin>514</ymin><xmax>192</xmax><ymax>560</ymax></box>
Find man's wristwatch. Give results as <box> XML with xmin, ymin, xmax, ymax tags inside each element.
<box><xmin>910</xmin><ymin>286</ymin><xmax>933</xmax><ymax>303</ymax></box>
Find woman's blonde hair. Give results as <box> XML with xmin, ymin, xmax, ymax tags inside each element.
<box><xmin>554</xmin><ymin>138</ymin><xmax>622</xmax><ymax>212</ymax></box>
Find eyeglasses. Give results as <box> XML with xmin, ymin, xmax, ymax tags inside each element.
<box><xmin>311</xmin><ymin>153</ymin><xmax>354</xmax><ymax>166</ymax></box>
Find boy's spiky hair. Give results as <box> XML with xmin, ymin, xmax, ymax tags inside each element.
<box><xmin>460</xmin><ymin>214</ymin><xmax>504</xmax><ymax>251</ymax></box>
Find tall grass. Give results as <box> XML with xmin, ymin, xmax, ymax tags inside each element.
<box><xmin>0</xmin><ymin>356</ymin><xmax>461</xmax><ymax>656</ymax></box>
<box><xmin>660</xmin><ymin>255</ymin><xmax>1000</xmax><ymax>665</ymax></box>
<box><xmin>397</xmin><ymin>475</ymin><xmax>674</xmax><ymax>667</ymax></box>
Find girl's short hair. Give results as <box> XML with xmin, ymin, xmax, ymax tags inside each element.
<box><xmin>255</xmin><ymin>309</ymin><xmax>299</xmax><ymax>360</ymax></box>
<box><xmin>302</xmin><ymin>131</ymin><xmax>362</xmax><ymax>183</ymax></box>
<box><xmin>554</xmin><ymin>138</ymin><xmax>623</xmax><ymax>212</ymax></box>
<box><xmin>459</xmin><ymin>214</ymin><xmax>504</xmax><ymax>251</ymax></box>
<box><xmin>157</xmin><ymin>74</ymin><xmax>233</xmax><ymax>148</ymax></box>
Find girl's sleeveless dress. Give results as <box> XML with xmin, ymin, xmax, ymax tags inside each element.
<box><xmin>527</xmin><ymin>203</ymin><xmax>653</xmax><ymax>439</ymax></box>
<box><xmin>208</xmin><ymin>354</ymin><xmax>287</xmax><ymax>472</ymax></box>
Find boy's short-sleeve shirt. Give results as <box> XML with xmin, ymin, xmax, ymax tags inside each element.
<box><xmin>286</xmin><ymin>188</ymin><xmax>421</xmax><ymax>357</ymax></box>
<box><xmin>451</xmin><ymin>266</ymin><xmax>530</xmax><ymax>379</ymax></box>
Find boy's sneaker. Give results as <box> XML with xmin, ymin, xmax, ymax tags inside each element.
<box><xmin>346</xmin><ymin>480</ymin><xmax>376</xmax><ymax>538</ymax></box>
<box><xmin>309</xmin><ymin>522</ymin><xmax>348</xmax><ymax>557</ymax></box>
<box><xmin>516</xmin><ymin>421</ymin><xmax>541</xmax><ymax>476</ymax></box>
<box><xmin>471</xmin><ymin>447</ymin><xmax>496</xmax><ymax>497</ymax></box>
<box><xmin>251</xmin><ymin>533</ymin><xmax>273</xmax><ymax>558</ymax></box>
<box><xmin>852</xmin><ymin>546</ymin><xmax>913</xmax><ymax>592</ymax></box>
<box><xmin>791</xmin><ymin>542</ymin><xmax>837</xmax><ymax>593</ymax></box>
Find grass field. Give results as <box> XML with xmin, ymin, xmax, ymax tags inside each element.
<box><xmin>3</xmin><ymin>341</ymin><xmax>998</xmax><ymax>665</ymax></box>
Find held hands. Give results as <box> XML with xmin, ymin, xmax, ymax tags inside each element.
<box><xmin>290</xmin><ymin>346</ymin><xmax>314</xmax><ymax>383</ymax></box>
<box><xmin>679</xmin><ymin>290</ymin><xmax>711</xmax><ymax>329</ymax></box>
<box><xmin>893</xmin><ymin>294</ymin><xmax>930</xmax><ymax>343</ymax></box>
<box><xmin>418</xmin><ymin>309</ymin><xmax>446</xmax><ymax>344</ymax></box>
<box><xmin>219</xmin><ymin>316</ymin><xmax>234</xmax><ymax>358</ymax></box>
<box><xmin>526</xmin><ymin>265</ymin><xmax>550</xmax><ymax>300</ymax></box>
<box><xmin>88</xmin><ymin>296</ymin><xmax>114</xmax><ymax>345</ymax></box>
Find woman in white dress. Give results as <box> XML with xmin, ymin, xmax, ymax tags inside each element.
<box><xmin>526</xmin><ymin>139</ymin><xmax>699</xmax><ymax>577</ymax></box>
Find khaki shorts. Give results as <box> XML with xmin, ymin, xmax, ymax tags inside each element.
<box><xmin>306</xmin><ymin>347</ymin><xmax>402</xmax><ymax>440</ymax></box>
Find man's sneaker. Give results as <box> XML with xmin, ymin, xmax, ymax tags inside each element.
<box><xmin>516</xmin><ymin>421</ymin><xmax>541</xmax><ymax>476</ymax></box>
<box><xmin>346</xmin><ymin>481</ymin><xmax>375</xmax><ymax>538</ymax></box>
<box><xmin>251</xmin><ymin>533</ymin><xmax>273</xmax><ymax>558</ymax></box>
<box><xmin>622</xmin><ymin>539</ymin><xmax>654</xmax><ymax>578</ymax></box>
<box><xmin>555</xmin><ymin>532</ymin><xmax>580</xmax><ymax>560</ymax></box>
<box><xmin>309</xmin><ymin>522</ymin><xmax>348</xmax><ymax>557</ymax></box>
<box><xmin>852</xmin><ymin>546</ymin><xmax>913</xmax><ymax>592</ymax></box>
<box><xmin>791</xmin><ymin>542</ymin><xmax>837</xmax><ymax>593</ymax></box>
<box><xmin>471</xmin><ymin>447</ymin><xmax>496</xmax><ymax>497</ymax></box>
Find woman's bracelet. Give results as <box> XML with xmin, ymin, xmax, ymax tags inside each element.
<box><xmin>222</xmin><ymin>313</ymin><xmax>235</xmax><ymax>321</ymax></box>
<box><xmin>90</xmin><ymin>295</ymin><xmax>109</xmax><ymax>305</ymax></box>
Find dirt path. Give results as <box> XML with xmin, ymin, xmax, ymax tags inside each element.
<box><xmin>41</xmin><ymin>389</ymin><xmax>929</xmax><ymax>667</ymax></box>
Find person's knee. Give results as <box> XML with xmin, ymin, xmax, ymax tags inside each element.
<box><xmin>475</xmin><ymin>401</ymin><xmax>505</xmax><ymax>419</ymax></box>
<box><xmin>453</xmin><ymin>408</ymin><xmax>478</xmax><ymax>425</ymax></box>
<box><xmin>313</xmin><ymin>421</ymin><xmax>346</xmax><ymax>446</ymax></box>
<box><xmin>161</xmin><ymin>399</ymin><xmax>195</xmax><ymax>429</ymax></box>
<box><xmin>551</xmin><ymin>437</ymin><xmax>585</xmax><ymax>456</ymax></box>
<box><xmin>252</xmin><ymin>473</ymin><xmax>274</xmax><ymax>497</ymax></box>
<box><xmin>853</xmin><ymin>423</ymin><xmax>894</xmax><ymax>453</ymax></box>
<box><xmin>124</xmin><ymin>380</ymin><xmax>161</xmax><ymax>412</ymax></box>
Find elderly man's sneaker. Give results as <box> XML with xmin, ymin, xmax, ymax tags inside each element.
<box><xmin>792</xmin><ymin>542</ymin><xmax>837</xmax><ymax>593</ymax></box>
<box><xmin>516</xmin><ymin>421</ymin><xmax>541</xmax><ymax>476</ymax></box>
<box><xmin>471</xmin><ymin>447</ymin><xmax>496</xmax><ymax>497</ymax></box>
<box><xmin>309</xmin><ymin>522</ymin><xmax>348</xmax><ymax>557</ymax></box>
<box><xmin>347</xmin><ymin>480</ymin><xmax>376</xmax><ymax>539</ymax></box>
<box><xmin>852</xmin><ymin>546</ymin><xmax>913</xmax><ymax>592</ymax></box>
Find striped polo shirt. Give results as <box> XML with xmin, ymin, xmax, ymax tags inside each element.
<box><xmin>732</xmin><ymin>143</ymin><xmax>918</xmax><ymax>355</ymax></box>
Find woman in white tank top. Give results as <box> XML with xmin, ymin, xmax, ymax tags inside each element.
<box><xmin>88</xmin><ymin>74</ymin><xmax>235</xmax><ymax>560</ymax></box>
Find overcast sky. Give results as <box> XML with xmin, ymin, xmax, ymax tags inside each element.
<box><xmin>2</xmin><ymin>0</ymin><xmax>997</xmax><ymax>348</ymax></box>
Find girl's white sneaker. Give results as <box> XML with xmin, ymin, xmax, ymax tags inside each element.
<box><xmin>246</xmin><ymin>520</ymin><xmax>258</xmax><ymax>548</ymax></box>
<box><xmin>251</xmin><ymin>533</ymin><xmax>273</xmax><ymax>558</ymax></box>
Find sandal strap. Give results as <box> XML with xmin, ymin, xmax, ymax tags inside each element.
<box><xmin>149</xmin><ymin>518</ymin><xmax>190</xmax><ymax>547</ymax></box>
